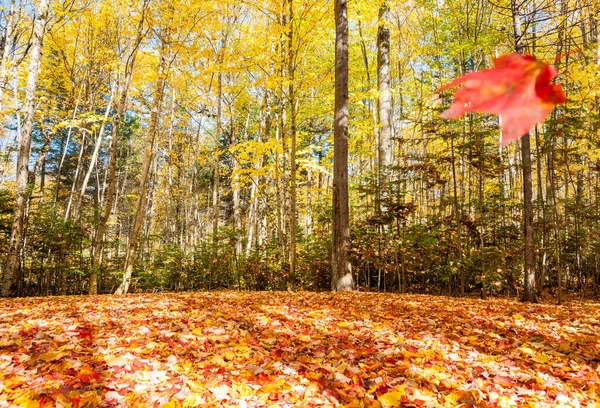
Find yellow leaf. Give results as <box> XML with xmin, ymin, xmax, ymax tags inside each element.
<box><xmin>105</xmin><ymin>356</ymin><xmax>130</xmax><ymax>367</ymax></box>
<box><xmin>182</xmin><ymin>393</ymin><xmax>205</xmax><ymax>407</ymax></box>
<box><xmin>378</xmin><ymin>389</ymin><xmax>405</xmax><ymax>407</ymax></box>
<box><xmin>363</xmin><ymin>398</ymin><xmax>382</xmax><ymax>408</ymax></box>
<box><xmin>38</xmin><ymin>350</ymin><xmax>68</xmax><ymax>362</ymax></box>
<box><xmin>137</xmin><ymin>371</ymin><xmax>151</xmax><ymax>382</ymax></box>
<box><xmin>223</xmin><ymin>350</ymin><xmax>236</xmax><ymax>361</ymax></box>
<box><xmin>498</xmin><ymin>395</ymin><xmax>514</xmax><ymax>408</ymax></box>
<box><xmin>13</xmin><ymin>391</ymin><xmax>40</xmax><ymax>408</ymax></box>
<box><xmin>235</xmin><ymin>382</ymin><xmax>254</xmax><ymax>398</ymax></box>
<box><xmin>444</xmin><ymin>391</ymin><xmax>462</xmax><ymax>404</ymax></box>
<box><xmin>261</xmin><ymin>378</ymin><xmax>288</xmax><ymax>393</ymax></box>
<box><xmin>531</xmin><ymin>354</ymin><xmax>551</xmax><ymax>364</ymax></box>
<box><xmin>587</xmin><ymin>384</ymin><xmax>596</xmax><ymax>399</ymax></box>
<box><xmin>3</xmin><ymin>376</ymin><xmax>29</xmax><ymax>388</ymax></box>
<box><xmin>187</xmin><ymin>380</ymin><xmax>205</xmax><ymax>393</ymax></box>
<box><xmin>518</xmin><ymin>346</ymin><xmax>534</xmax><ymax>356</ymax></box>
<box><xmin>78</xmin><ymin>391</ymin><xmax>101</xmax><ymax>407</ymax></box>
<box><xmin>298</xmin><ymin>334</ymin><xmax>312</xmax><ymax>342</ymax></box>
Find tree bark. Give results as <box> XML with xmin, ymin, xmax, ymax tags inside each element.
<box><xmin>331</xmin><ymin>0</ymin><xmax>353</xmax><ymax>291</ymax></box>
<box><xmin>73</xmin><ymin>82</ymin><xmax>116</xmax><ymax>220</ymax></box>
<box><xmin>114</xmin><ymin>36</ymin><xmax>167</xmax><ymax>295</ymax></box>
<box><xmin>246</xmin><ymin>96</ymin><xmax>270</xmax><ymax>257</ymax></box>
<box><xmin>230</xmin><ymin>106</ymin><xmax>243</xmax><ymax>258</ymax></box>
<box><xmin>2</xmin><ymin>0</ymin><xmax>49</xmax><ymax>297</ymax></box>
<box><xmin>0</xmin><ymin>0</ymin><xmax>16</xmax><ymax>115</ymax></box>
<box><xmin>53</xmin><ymin>83</ymin><xmax>84</xmax><ymax>206</ymax></box>
<box><xmin>212</xmin><ymin>71</ymin><xmax>222</xmax><ymax>254</ymax></box>
<box><xmin>511</xmin><ymin>0</ymin><xmax>537</xmax><ymax>302</ymax></box>
<box><xmin>89</xmin><ymin>2</ymin><xmax>147</xmax><ymax>295</ymax></box>
<box><xmin>377</xmin><ymin>1</ymin><xmax>392</xmax><ymax>196</ymax></box>
<box><xmin>287</xmin><ymin>0</ymin><xmax>297</xmax><ymax>282</ymax></box>
<box><xmin>375</xmin><ymin>1</ymin><xmax>392</xmax><ymax>290</ymax></box>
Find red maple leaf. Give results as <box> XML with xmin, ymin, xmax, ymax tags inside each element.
<box><xmin>440</xmin><ymin>53</ymin><xmax>565</xmax><ymax>145</ymax></box>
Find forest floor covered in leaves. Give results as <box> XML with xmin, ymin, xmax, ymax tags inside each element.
<box><xmin>0</xmin><ymin>292</ymin><xmax>599</xmax><ymax>407</ymax></box>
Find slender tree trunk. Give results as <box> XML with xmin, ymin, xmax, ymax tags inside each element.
<box><xmin>375</xmin><ymin>1</ymin><xmax>392</xmax><ymax>291</ymax></box>
<box><xmin>2</xmin><ymin>0</ymin><xmax>49</xmax><ymax>297</ymax></box>
<box><xmin>0</xmin><ymin>0</ymin><xmax>16</xmax><ymax>115</ymax></box>
<box><xmin>73</xmin><ymin>82</ymin><xmax>116</xmax><ymax>220</ymax></box>
<box><xmin>246</xmin><ymin>97</ymin><xmax>270</xmax><ymax>257</ymax></box>
<box><xmin>331</xmin><ymin>0</ymin><xmax>353</xmax><ymax>291</ymax></box>
<box><xmin>511</xmin><ymin>0</ymin><xmax>537</xmax><ymax>302</ymax></box>
<box><xmin>276</xmin><ymin>107</ymin><xmax>289</xmax><ymax>266</ymax></box>
<box><xmin>547</xmin><ymin>149</ymin><xmax>562</xmax><ymax>304</ymax></box>
<box><xmin>89</xmin><ymin>3</ymin><xmax>147</xmax><ymax>295</ymax></box>
<box><xmin>377</xmin><ymin>1</ymin><xmax>392</xmax><ymax>198</ymax></box>
<box><xmin>64</xmin><ymin>127</ymin><xmax>87</xmax><ymax>220</ymax></box>
<box><xmin>212</xmin><ymin>71</ymin><xmax>222</xmax><ymax>254</ymax></box>
<box><xmin>115</xmin><ymin>41</ymin><xmax>167</xmax><ymax>295</ymax></box>
<box><xmin>230</xmin><ymin>108</ymin><xmax>244</xmax><ymax>258</ymax></box>
<box><xmin>53</xmin><ymin>83</ymin><xmax>84</xmax><ymax>206</ymax></box>
<box><xmin>287</xmin><ymin>0</ymin><xmax>297</xmax><ymax>282</ymax></box>
<box><xmin>520</xmin><ymin>135</ymin><xmax>537</xmax><ymax>301</ymax></box>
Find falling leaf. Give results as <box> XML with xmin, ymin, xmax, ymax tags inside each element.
<box><xmin>440</xmin><ymin>53</ymin><xmax>565</xmax><ymax>144</ymax></box>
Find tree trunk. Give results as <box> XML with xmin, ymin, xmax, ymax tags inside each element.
<box><xmin>114</xmin><ymin>38</ymin><xmax>167</xmax><ymax>295</ymax></box>
<box><xmin>231</xmin><ymin>108</ymin><xmax>248</xmax><ymax>259</ymax></box>
<box><xmin>53</xmin><ymin>84</ymin><xmax>84</xmax><ymax>206</ymax></box>
<box><xmin>287</xmin><ymin>0</ymin><xmax>297</xmax><ymax>282</ymax></box>
<box><xmin>520</xmin><ymin>133</ymin><xmax>537</xmax><ymax>302</ymax></box>
<box><xmin>246</xmin><ymin>96</ymin><xmax>270</xmax><ymax>257</ymax></box>
<box><xmin>212</xmin><ymin>71</ymin><xmax>222</xmax><ymax>254</ymax></box>
<box><xmin>511</xmin><ymin>0</ymin><xmax>537</xmax><ymax>303</ymax></box>
<box><xmin>2</xmin><ymin>0</ymin><xmax>49</xmax><ymax>297</ymax></box>
<box><xmin>331</xmin><ymin>0</ymin><xmax>353</xmax><ymax>291</ymax></box>
<box><xmin>0</xmin><ymin>0</ymin><xmax>16</xmax><ymax>115</ymax></box>
<box><xmin>510</xmin><ymin>0</ymin><xmax>537</xmax><ymax>302</ymax></box>
<box><xmin>64</xmin><ymin>129</ymin><xmax>88</xmax><ymax>220</ymax></box>
<box><xmin>73</xmin><ymin>82</ymin><xmax>116</xmax><ymax>220</ymax></box>
<box><xmin>377</xmin><ymin>1</ymin><xmax>392</xmax><ymax>198</ymax></box>
<box><xmin>89</xmin><ymin>3</ymin><xmax>147</xmax><ymax>295</ymax></box>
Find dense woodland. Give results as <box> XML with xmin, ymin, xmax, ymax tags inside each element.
<box><xmin>0</xmin><ymin>0</ymin><xmax>599</xmax><ymax>299</ymax></box>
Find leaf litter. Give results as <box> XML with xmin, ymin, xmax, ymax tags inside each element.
<box><xmin>0</xmin><ymin>292</ymin><xmax>598</xmax><ymax>407</ymax></box>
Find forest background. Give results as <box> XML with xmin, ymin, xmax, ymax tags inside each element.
<box><xmin>0</xmin><ymin>0</ymin><xmax>599</xmax><ymax>299</ymax></box>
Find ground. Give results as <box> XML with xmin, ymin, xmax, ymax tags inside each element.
<box><xmin>0</xmin><ymin>291</ymin><xmax>599</xmax><ymax>407</ymax></box>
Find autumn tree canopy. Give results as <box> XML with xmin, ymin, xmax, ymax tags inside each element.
<box><xmin>0</xmin><ymin>0</ymin><xmax>599</xmax><ymax>299</ymax></box>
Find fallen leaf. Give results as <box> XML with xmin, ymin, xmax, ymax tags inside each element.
<box><xmin>38</xmin><ymin>350</ymin><xmax>68</xmax><ymax>362</ymax></box>
<box><xmin>378</xmin><ymin>391</ymin><xmax>404</xmax><ymax>407</ymax></box>
<box><xmin>532</xmin><ymin>354</ymin><xmax>551</xmax><ymax>364</ymax></box>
